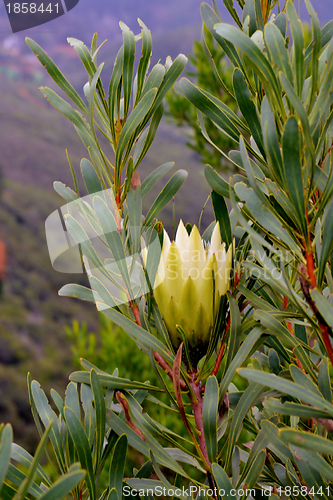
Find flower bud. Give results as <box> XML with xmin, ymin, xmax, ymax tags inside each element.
<box><xmin>154</xmin><ymin>220</ymin><xmax>232</xmax><ymax>366</ymax></box>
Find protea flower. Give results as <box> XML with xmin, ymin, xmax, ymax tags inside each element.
<box><xmin>153</xmin><ymin>220</ymin><xmax>232</xmax><ymax>366</ymax></box>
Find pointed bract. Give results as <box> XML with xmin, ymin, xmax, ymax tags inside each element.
<box><xmin>153</xmin><ymin>221</ymin><xmax>232</xmax><ymax>365</ymax></box>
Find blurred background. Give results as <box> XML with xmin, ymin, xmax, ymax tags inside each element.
<box><xmin>0</xmin><ymin>0</ymin><xmax>329</xmax><ymax>450</ymax></box>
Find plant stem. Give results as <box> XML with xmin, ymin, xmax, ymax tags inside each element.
<box><xmin>189</xmin><ymin>370</ymin><xmax>211</xmax><ymax>468</ymax></box>
<box><xmin>153</xmin><ymin>351</ymin><xmax>187</xmax><ymax>390</ymax></box>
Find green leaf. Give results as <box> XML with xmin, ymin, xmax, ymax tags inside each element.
<box><xmin>106</xmin><ymin>411</ymin><xmax>148</xmax><ymax>457</ymax></box>
<box><xmin>141</xmin><ymin>162</ymin><xmax>174</xmax><ymax>198</ymax></box>
<box><xmin>25</xmin><ymin>38</ymin><xmax>87</xmax><ymax>114</ymax></box>
<box><xmin>89</xmin><ymin>276</ymin><xmax>119</xmax><ymax>310</ymax></box>
<box><xmin>150</xmin><ymin>452</ymin><xmax>184</xmax><ymax>497</ymax></box>
<box><xmin>203</xmin><ymin>376</ymin><xmax>218</xmax><ymax>463</ymax></box>
<box><xmin>179</xmin><ymin>78</ymin><xmax>240</xmax><ymax>141</ymax></box>
<box><xmin>37</xmin><ymin>466</ymin><xmax>85</xmax><ymax>500</ymax></box>
<box><xmin>115</xmin><ymin>88</ymin><xmax>157</xmax><ymax>175</ymax></box>
<box><xmin>0</xmin><ymin>425</ymin><xmax>12</xmax><ymax>496</ymax></box>
<box><xmin>148</xmin><ymin>54</ymin><xmax>187</xmax><ymax>116</ymax></box>
<box><xmin>219</xmin><ymin>326</ymin><xmax>265</xmax><ymax>404</ymax></box>
<box><xmin>214</xmin><ymin>23</ymin><xmax>283</xmax><ymax>112</ymax></box>
<box><xmin>140</xmin><ymin>64</ymin><xmax>165</xmax><ymax>100</ymax></box>
<box><xmin>164</xmin><ymin>449</ymin><xmax>205</xmax><ymax>473</ymax></box>
<box><xmin>290</xmin><ymin>365</ymin><xmax>321</xmax><ymax>396</ymax></box>
<box><xmin>13</xmin><ymin>422</ymin><xmax>53</xmax><ymax>500</ymax></box>
<box><xmin>133</xmin><ymin>103</ymin><xmax>164</xmax><ymax>169</ymax></box>
<box><xmin>310</xmin><ymin>288</ymin><xmax>333</xmax><ymax>329</ymax></box>
<box><xmin>274</xmin><ymin>12</ymin><xmax>287</xmax><ymax>38</ymax></box>
<box><xmin>144</xmin><ymin>170</ymin><xmax>187</xmax><ymax>226</ymax></box>
<box><xmin>120</xmin><ymin>22</ymin><xmax>135</xmax><ymax>121</ymax></box>
<box><xmin>233</xmin><ymin>68</ymin><xmax>265</xmax><ymax>157</ymax></box>
<box><xmin>260</xmin><ymin>420</ymin><xmax>294</xmax><ymax>462</ymax></box>
<box><xmin>58</xmin><ymin>284</ymin><xmax>95</xmax><ymax>302</ymax></box>
<box><xmin>280</xmin><ymin>73</ymin><xmax>315</xmax><ymax>167</ymax></box>
<box><xmin>211</xmin><ymin>191</ymin><xmax>232</xmax><ymax>249</ymax></box>
<box><xmin>282</xmin><ymin>116</ymin><xmax>307</xmax><ymax>237</ymax></box>
<box><xmin>93</xmin><ymin>196</ymin><xmax>134</xmax><ymax>300</ymax></box>
<box><xmin>261</xmin><ymin>97</ymin><xmax>285</xmax><ymax>186</ymax></box>
<box><xmin>53</xmin><ymin>182</ymin><xmax>78</xmax><ymax>202</ymax></box>
<box><xmin>238</xmin><ymin>368</ymin><xmax>333</xmax><ymax>414</ymax></box>
<box><xmin>64</xmin><ymin>406</ymin><xmax>96</xmax><ymax>500</ymax></box>
<box><xmin>109</xmin><ymin>434</ymin><xmax>127</xmax><ymax>500</ymax></box>
<box><xmin>80</xmin><ymin>159</ymin><xmax>103</xmax><ymax>195</ymax></box>
<box><xmin>264</xmin><ymin>398</ymin><xmax>332</xmax><ymax>418</ymax></box>
<box><xmin>91</xmin><ymin>369</ymin><xmax>106</xmax><ymax>470</ymax></box>
<box><xmin>65</xmin><ymin>382</ymin><xmax>81</xmax><ymax>420</ymax></box>
<box><xmin>319</xmin><ymin>359</ymin><xmax>332</xmax><ymax>403</ymax></box>
<box><xmin>286</xmin><ymin>2</ymin><xmax>304</xmax><ymax>98</ymax></box>
<box><xmin>103</xmin><ymin>306</ymin><xmax>175</xmax><ymax>366</ymax></box>
<box><xmin>31</xmin><ymin>381</ymin><xmax>66</xmax><ymax>473</ymax></box>
<box><xmin>70</xmin><ymin>371</ymin><xmax>162</xmax><ymax>392</ymax></box>
<box><xmin>80</xmin><ymin>384</ymin><xmax>96</xmax><ymax>447</ymax></box>
<box><xmin>224</xmin><ymin>294</ymin><xmax>242</xmax><ymax>373</ymax></box>
<box><xmin>11</xmin><ymin>443</ymin><xmax>51</xmax><ymax>486</ymax></box>
<box><xmin>304</xmin><ymin>0</ymin><xmax>321</xmax><ymax>112</ymax></box>
<box><xmin>6</xmin><ymin>463</ymin><xmax>43</xmax><ymax>498</ymax></box>
<box><xmin>127</xmin><ymin>183</ymin><xmax>142</xmax><ymax>257</ymax></box>
<box><xmin>234</xmin><ymin>181</ymin><xmax>300</xmax><ymax>255</ymax></box>
<box><xmin>108</xmin><ymin>47</ymin><xmax>123</xmax><ymax>145</ymax></box>
<box><xmin>211</xmin><ymin>463</ymin><xmax>233</xmax><ymax>497</ymax></box>
<box><xmin>40</xmin><ymin>87</ymin><xmax>91</xmax><ymax>137</ymax></box>
<box><xmin>135</xmin><ymin>20</ymin><xmax>152</xmax><ymax>104</ymax></box>
<box><xmin>294</xmin><ymin>455</ymin><xmax>329</xmax><ymax>500</ymax></box>
<box><xmin>242</xmin><ymin>449</ymin><xmax>265</xmax><ymax>489</ymax></box>
<box><xmin>318</xmin><ymin>202</ymin><xmax>333</xmax><ymax>288</ymax></box>
<box><xmin>204</xmin><ymin>164</ymin><xmax>231</xmax><ymax>198</ymax></box>
<box><xmin>223</xmin><ymin>0</ymin><xmax>242</xmax><ymax>27</ymax></box>
<box><xmin>264</xmin><ymin>22</ymin><xmax>293</xmax><ymax>84</ymax></box>
<box><xmin>67</xmin><ymin>37</ymin><xmax>107</xmax><ymax>110</ymax></box>
<box><xmin>201</xmin><ymin>3</ymin><xmax>250</xmax><ymax>85</ymax></box>
<box><xmin>224</xmin><ymin>383</ymin><xmax>263</xmax><ymax>469</ymax></box>
<box><xmin>124</xmin><ymin>397</ymin><xmax>190</xmax><ymax>477</ymax></box>
<box><xmin>291</xmin><ymin>447</ymin><xmax>333</xmax><ymax>484</ymax></box>
<box><xmin>107</xmin><ymin>487</ymin><xmax>118</xmax><ymax>500</ymax></box>
<box><xmin>280</xmin><ymin>428</ymin><xmax>333</xmax><ymax>456</ymax></box>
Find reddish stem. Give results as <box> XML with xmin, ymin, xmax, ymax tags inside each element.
<box><xmin>301</xmin><ymin>208</ymin><xmax>333</xmax><ymax>365</ymax></box>
<box><xmin>189</xmin><ymin>371</ymin><xmax>211</xmax><ymax>467</ymax></box>
<box><xmin>130</xmin><ymin>300</ymin><xmax>142</xmax><ymax>327</ymax></box>
<box><xmin>153</xmin><ymin>351</ymin><xmax>187</xmax><ymax>390</ymax></box>
<box><xmin>116</xmin><ymin>391</ymin><xmax>145</xmax><ymax>440</ymax></box>
<box><xmin>321</xmin><ymin>325</ymin><xmax>333</xmax><ymax>366</ymax></box>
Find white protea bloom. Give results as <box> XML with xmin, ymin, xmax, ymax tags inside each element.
<box><xmin>153</xmin><ymin>220</ymin><xmax>232</xmax><ymax>364</ymax></box>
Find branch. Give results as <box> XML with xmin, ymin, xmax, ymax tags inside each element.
<box><xmin>153</xmin><ymin>351</ymin><xmax>187</xmax><ymax>390</ymax></box>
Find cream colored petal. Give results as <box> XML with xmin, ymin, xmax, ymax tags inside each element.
<box><xmin>153</xmin><ymin>280</ymin><xmax>169</xmax><ymax>319</ymax></box>
<box><xmin>193</xmin><ymin>304</ymin><xmax>211</xmax><ymax>347</ymax></box>
<box><xmin>165</xmin><ymin>242</ymin><xmax>185</xmax><ymax>302</ymax></box>
<box><xmin>186</xmin><ymin>225</ymin><xmax>206</xmax><ymax>278</ymax></box>
<box><xmin>156</xmin><ymin>255</ymin><xmax>165</xmax><ymax>283</ymax></box>
<box><xmin>162</xmin><ymin>229</ymin><xmax>171</xmax><ymax>265</ymax></box>
<box><xmin>216</xmin><ymin>244</ymin><xmax>233</xmax><ymax>296</ymax></box>
<box><xmin>175</xmin><ymin>219</ymin><xmax>189</xmax><ymax>252</ymax></box>
<box><xmin>207</xmin><ymin>221</ymin><xmax>221</xmax><ymax>260</ymax></box>
<box><xmin>179</xmin><ymin>276</ymin><xmax>199</xmax><ymax>335</ymax></box>
<box><xmin>166</xmin><ymin>297</ymin><xmax>182</xmax><ymax>348</ymax></box>
<box><xmin>198</xmin><ymin>254</ymin><xmax>216</xmax><ymax>324</ymax></box>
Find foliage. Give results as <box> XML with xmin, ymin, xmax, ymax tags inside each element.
<box><xmin>65</xmin><ymin>316</ymin><xmax>185</xmax><ymax>435</ymax></box>
<box><xmin>166</xmin><ymin>30</ymin><xmax>238</xmax><ymax>171</ymax></box>
<box><xmin>2</xmin><ymin>0</ymin><xmax>333</xmax><ymax>499</ymax></box>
